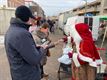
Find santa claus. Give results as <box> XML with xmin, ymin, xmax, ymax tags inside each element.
<box><xmin>65</xmin><ymin>16</ymin><xmax>103</xmax><ymax>80</ymax></box>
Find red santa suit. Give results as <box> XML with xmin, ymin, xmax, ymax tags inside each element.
<box><xmin>68</xmin><ymin>23</ymin><xmax>102</xmax><ymax>67</ymax></box>
<box><xmin>67</xmin><ymin>23</ymin><xmax>103</xmax><ymax>80</ymax></box>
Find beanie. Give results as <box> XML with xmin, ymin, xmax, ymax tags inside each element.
<box><xmin>15</xmin><ymin>5</ymin><xmax>35</xmax><ymax>22</ymax></box>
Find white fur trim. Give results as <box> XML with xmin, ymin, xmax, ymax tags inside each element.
<box><xmin>66</xmin><ymin>16</ymin><xmax>78</xmax><ymax>26</ymax></box>
<box><xmin>78</xmin><ymin>53</ymin><xmax>103</xmax><ymax>67</ymax></box>
<box><xmin>79</xmin><ymin>53</ymin><xmax>93</xmax><ymax>62</ymax></box>
<box><xmin>95</xmin><ymin>59</ymin><xmax>103</xmax><ymax>65</ymax></box>
<box><xmin>64</xmin><ymin>25</ymin><xmax>70</xmax><ymax>36</ymax></box>
<box><xmin>69</xmin><ymin>24</ymin><xmax>82</xmax><ymax>42</ymax></box>
<box><xmin>72</xmin><ymin>53</ymin><xmax>80</xmax><ymax>67</ymax></box>
<box><xmin>89</xmin><ymin>61</ymin><xmax>97</xmax><ymax>67</ymax></box>
<box><xmin>89</xmin><ymin>59</ymin><xmax>103</xmax><ymax>67</ymax></box>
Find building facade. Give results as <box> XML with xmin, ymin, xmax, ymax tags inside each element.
<box><xmin>72</xmin><ymin>0</ymin><xmax>101</xmax><ymax>16</ymax></box>
<box><xmin>8</xmin><ymin>0</ymin><xmax>25</xmax><ymax>8</ymax></box>
<box><xmin>0</xmin><ymin>0</ymin><xmax>25</xmax><ymax>8</ymax></box>
<box><xmin>25</xmin><ymin>0</ymin><xmax>45</xmax><ymax>18</ymax></box>
<box><xmin>60</xmin><ymin>0</ymin><xmax>107</xmax><ymax>16</ymax></box>
<box><xmin>100</xmin><ymin>0</ymin><xmax>107</xmax><ymax>15</ymax></box>
<box><xmin>58</xmin><ymin>0</ymin><xmax>107</xmax><ymax>30</ymax></box>
<box><xmin>73</xmin><ymin>0</ymin><xmax>107</xmax><ymax>16</ymax></box>
<box><xmin>0</xmin><ymin>0</ymin><xmax>8</xmax><ymax>7</ymax></box>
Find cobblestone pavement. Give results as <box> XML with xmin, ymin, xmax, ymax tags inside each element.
<box><xmin>0</xmin><ymin>29</ymin><xmax>107</xmax><ymax>80</ymax></box>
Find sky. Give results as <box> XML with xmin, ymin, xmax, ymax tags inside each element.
<box><xmin>33</xmin><ymin>0</ymin><xmax>96</xmax><ymax>16</ymax></box>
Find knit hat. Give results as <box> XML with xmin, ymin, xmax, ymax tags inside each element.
<box><xmin>15</xmin><ymin>5</ymin><xmax>35</xmax><ymax>22</ymax></box>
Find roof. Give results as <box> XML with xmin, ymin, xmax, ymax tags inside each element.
<box><xmin>73</xmin><ymin>0</ymin><xmax>101</xmax><ymax>11</ymax></box>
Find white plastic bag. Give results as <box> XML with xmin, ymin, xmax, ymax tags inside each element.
<box><xmin>58</xmin><ymin>47</ymin><xmax>72</xmax><ymax>64</ymax></box>
<box><xmin>58</xmin><ymin>54</ymin><xmax>71</xmax><ymax>65</ymax></box>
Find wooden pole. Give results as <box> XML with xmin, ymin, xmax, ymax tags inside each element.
<box><xmin>101</xmin><ymin>25</ymin><xmax>107</xmax><ymax>48</ymax></box>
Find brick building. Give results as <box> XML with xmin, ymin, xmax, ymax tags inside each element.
<box><xmin>59</xmin><ymin>0</ymin><xmax>107</xmax><ymax>17</ymax></box>
<box><xmin>8</xmin><ymin>0</ymin><xmax>25</xmax><ymax>8</ymax></box>
<box><xmin>0</xmin><ymin>0</ymin><xmax>25</xmax><ymax>8</ymax></box>
<box><xmin>25</xmin><ymin>0</ymin><xmax>45</xmax><ymax>18</ymax></box>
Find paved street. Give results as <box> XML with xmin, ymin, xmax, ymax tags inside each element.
<box><xmin>0</xmin><ymin>44</ymin><xmax>11</xmax><ymax>80</ymax></box>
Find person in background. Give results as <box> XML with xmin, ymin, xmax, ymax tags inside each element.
<box><xmin>31</xmin><ymin>29</ymin><xmax>60</xmax><ymax>78</ymax></box>
<box><xmin>29</xmin><ymin>16</ymin><xmax>39</xmax><ymax>33</ymax></box>
<box><xmin>47</xmin><ymin>19</ymin><xmax>54</xmax><ymax>33</ymax></box>
<box><xmin>30</xmin><ymin>20</ymin><xmax>60</xmax><ymax>78</ymax></box>
<box><xmin>5</xmin><ymin>5</ymin><xmax>45</xmax><ymax>80</ymax></box>
<box><xmin>36</xmin><ymin>17</ymin><xmax>42</xmax><ymax>28</ymax></box>
<box><xmin>98</xmin><ymin>20</ymin><xmax>106</xmax><ymax>38</ymax></box>
<box><xmin>40</xmin><ymin>22</ymin><xmax>51</xmax><ymax>42</ymax></box>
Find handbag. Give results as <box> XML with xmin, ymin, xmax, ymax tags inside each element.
<box><xmin>46</xmin><ymin>50</ymin><xmax>51</xmax><ymax>57</ymax></box>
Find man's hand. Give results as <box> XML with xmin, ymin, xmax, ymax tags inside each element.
<box><xmin>41</xmin><ymin>45</ymin><xmax>48</xmax><ymax>49</ymax></box>
<box><xmin>58</xmin><ymin>39</ymin><xmax>64</xmax><ymax>42</ymax></box>
<box><xmin>36</xmin><ymin>44</ymin><xmax>41</xmax><ymax>48</ymax></box>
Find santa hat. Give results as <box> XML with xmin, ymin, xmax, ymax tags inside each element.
<box><xmin>69</xmin><ymin>22</ymin><xmax>103</xmax><ymax>67</ymax></box>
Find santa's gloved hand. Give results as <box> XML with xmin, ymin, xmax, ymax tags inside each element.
<box><xmin>68</xmin><ymin>51</ymin><xmax>73</xmax><ymax>58</ymax></box>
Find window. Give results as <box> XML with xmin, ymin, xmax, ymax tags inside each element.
<box><xmin>84</xmin><ymin>17</ymin><xmax>88</xmax><ymax>24</ymax></box>
<box><xmin>84</xmin><ymin>17</ymin><xmax>93</xmax><ymax>30</ymax></box>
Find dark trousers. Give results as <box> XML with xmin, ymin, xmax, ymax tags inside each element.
<box><xmin>40</xmin><ymin>65</ymin><xmax>44</xmax><ymax>78</ymax></box>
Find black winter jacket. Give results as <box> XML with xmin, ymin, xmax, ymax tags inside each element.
<box><xmin>5</xmin><ymin>18</ymin><xmax>44</xmax><ymax>80</ymax></box>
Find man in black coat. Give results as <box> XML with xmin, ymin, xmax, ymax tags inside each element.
<box><xmin>5</xmin><ymin>5</ymin><xmax>44</xmax><ymax>80</ymax></box>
